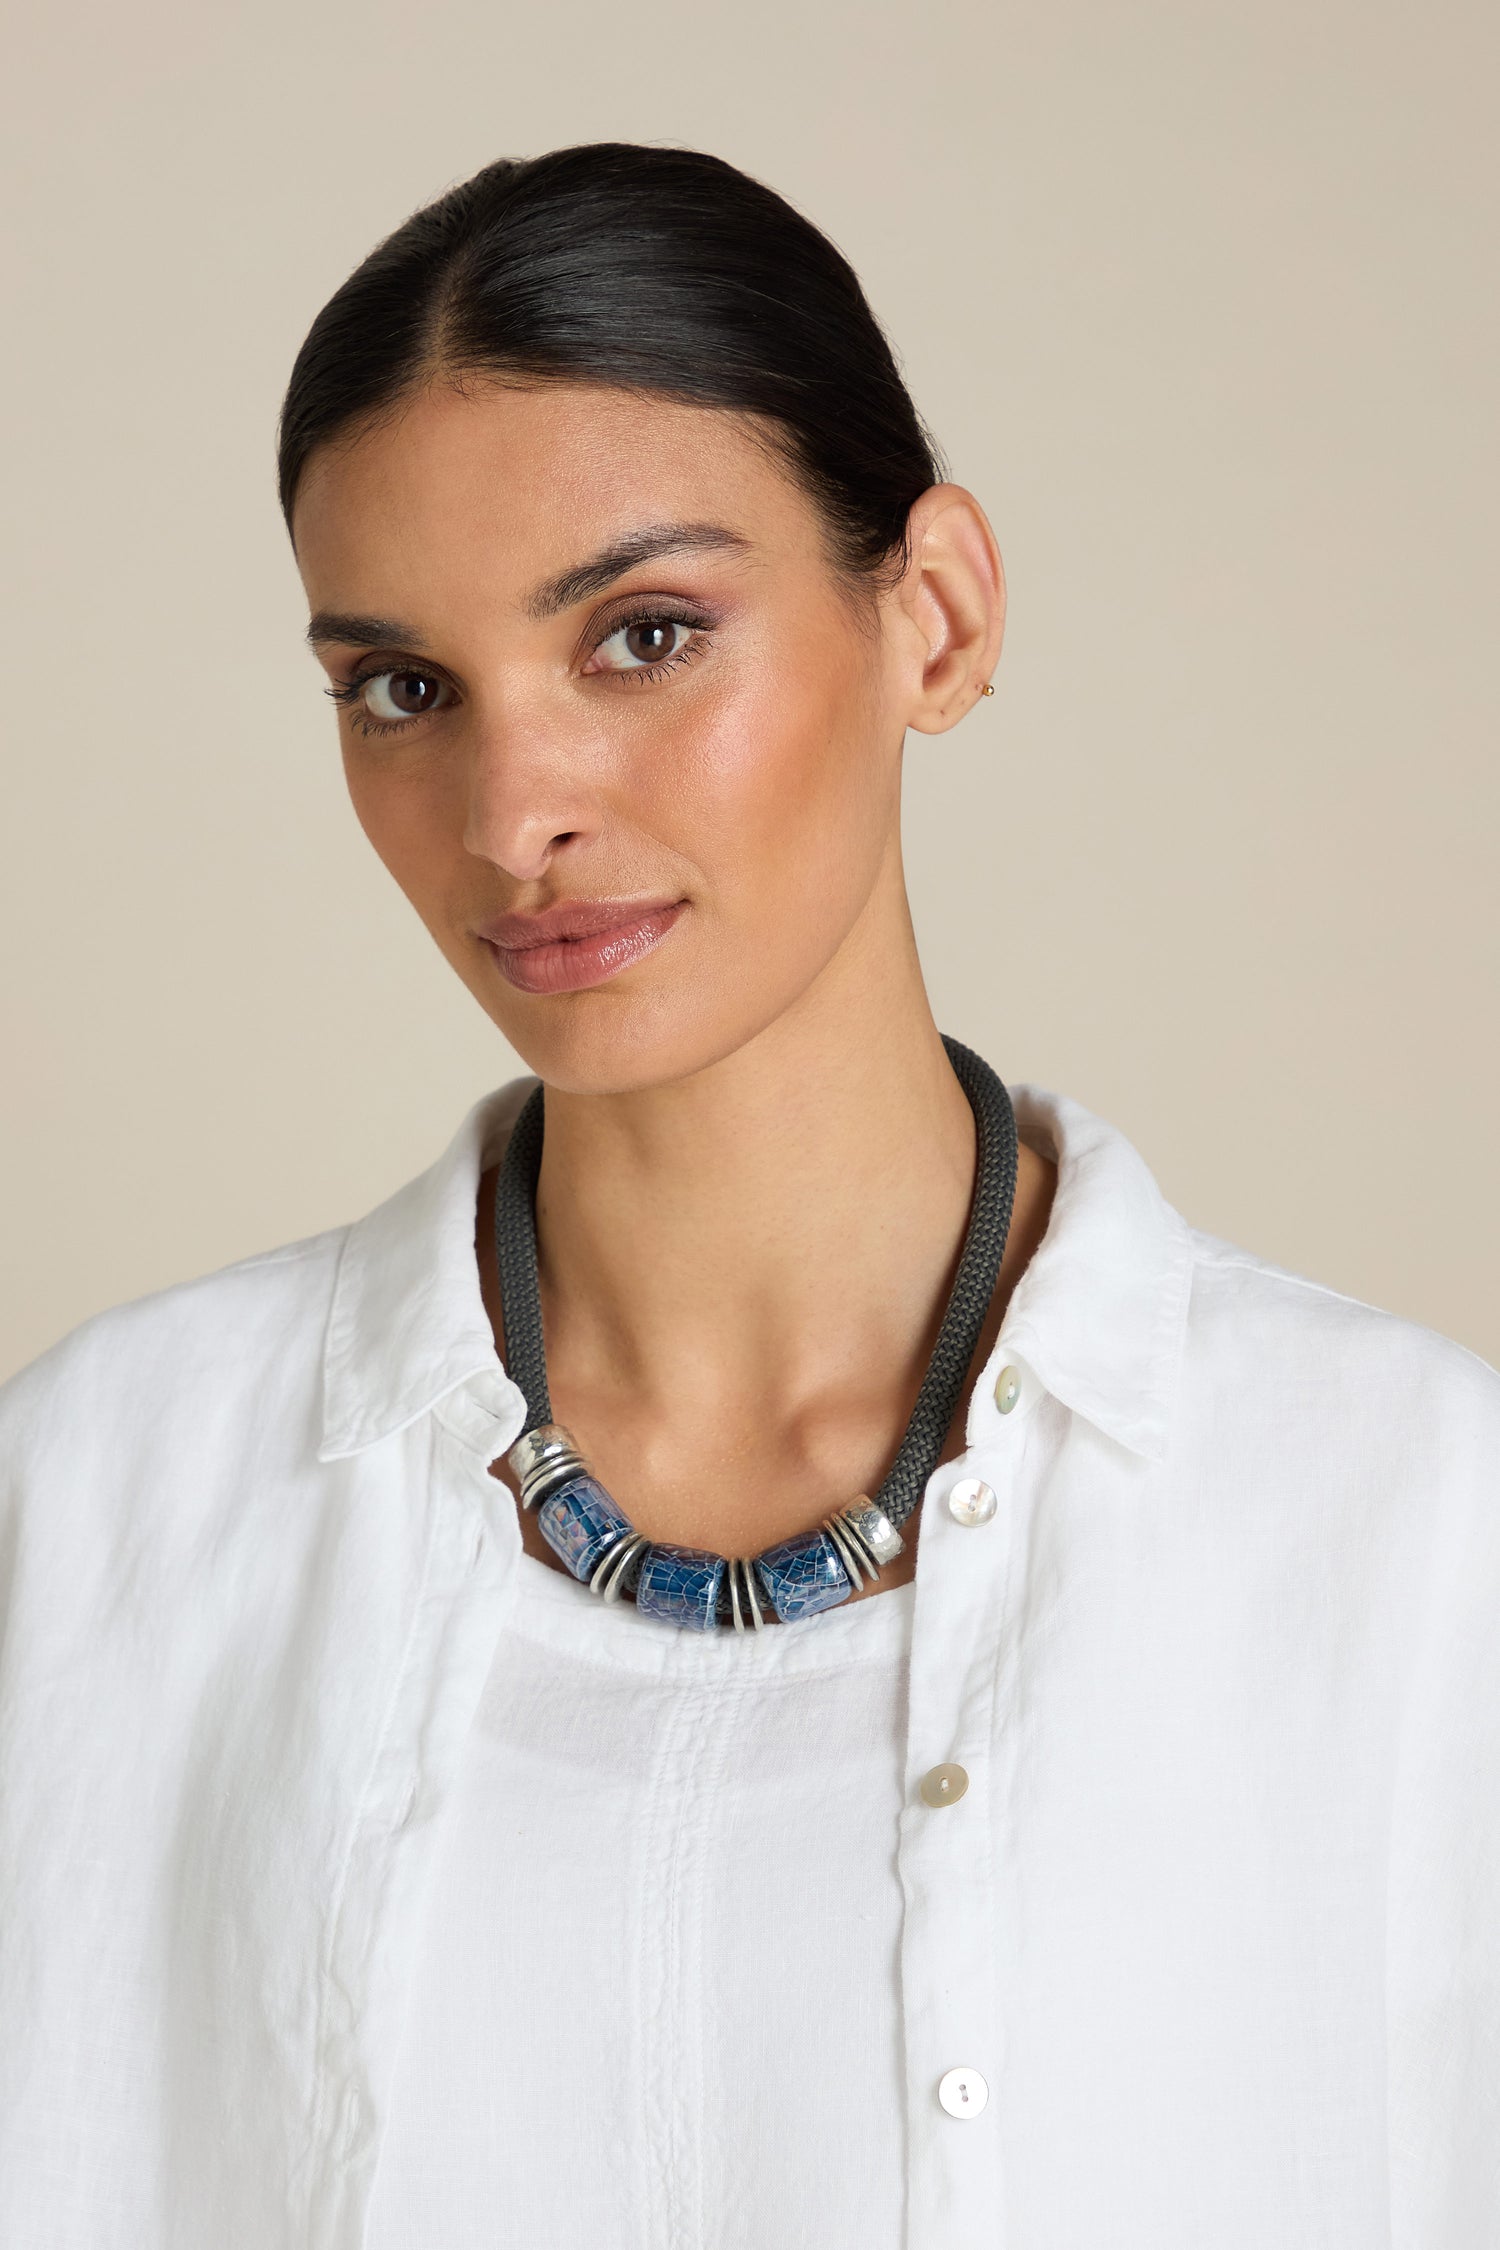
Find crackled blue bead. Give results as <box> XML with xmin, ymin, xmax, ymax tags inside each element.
<box><xmin>536</xmin><ymin>1476</ymin><xmax>635</xmax><ymax>1583</ymax></box>
<box><xmin>635</xmin><ymin>1543</ymin><xmax>726</xmax><ymax>1632</ymax></box>
<box><xmin>754</xmin><ymin>1528</ymin><xmax>852</xmax><ymax>1622</ymax></box>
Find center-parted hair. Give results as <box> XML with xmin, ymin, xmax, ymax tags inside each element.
<box><xmin>277</xmin><ymin>142</ymin><xmax>942</xmax><ymax>579</ymax></box>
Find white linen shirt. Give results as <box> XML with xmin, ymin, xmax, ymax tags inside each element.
<box><xmin>1</xmin><ymin>1078</ymin><xmax>1497</xmax><ymax>2249</ymax></box>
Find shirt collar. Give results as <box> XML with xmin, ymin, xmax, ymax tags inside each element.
<box><xmin>989</xmin><ymin>1086</ymin><xmax>1195</xmax><ymax>1462</ymax></box>
<box><xmin>318</xmin><ymin>1078</ymin><xmax>538</xmax><ymax>1462</ymax></box>
<box><xmin>319</xmin><ymin>1076</ymin><xmax>1193</xmax><ymax>1467</ymax></box>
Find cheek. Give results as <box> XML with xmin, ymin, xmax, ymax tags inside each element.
<box><xmin>657</xmin><ymin>630</ymin><xmax>890</xmax><ymax>914</ymax></box>
<box><xmin>339</xmin><ymin>743</ymin><xmax>465</xmax><ymax>918</ymax></box>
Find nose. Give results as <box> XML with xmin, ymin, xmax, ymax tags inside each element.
<box><xmin>461</xmin><ymin>706</ymin><xmax>599</xmax><ymax>882</ymax></box>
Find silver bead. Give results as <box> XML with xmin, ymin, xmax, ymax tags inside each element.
<box><xmin>590</xmin><ymin>1530</ymin><xmax>646</xmax><ymax>1603</ymax></box>
<box><xmin>839</xmin><ymin>1496</ymin><xmax>904</xmax><ymax>1568</ymax></box>
<box><xmin>507</xmin><ymin>1423</ymin><xmax>589</xmax><ymax>1510</ymax></box>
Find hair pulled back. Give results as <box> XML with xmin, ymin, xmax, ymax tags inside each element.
<box><xmin>277</xmin><ymin>142</ymin><xmax>942</xmax><ymax>581</ymax></box>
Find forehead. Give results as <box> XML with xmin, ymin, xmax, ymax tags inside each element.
<box><xmin>291</xmin><ymin>379</ymin><xmax>823</xmax><ymax>608</ymax></box>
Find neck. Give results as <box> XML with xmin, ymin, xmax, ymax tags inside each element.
<box><xmin>530</xmin><ymin>865</ymin><xmax>1024</xmax><ymax>1436</ymax></box>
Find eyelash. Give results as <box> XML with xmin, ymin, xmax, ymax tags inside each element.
<box><xmin>326</xmin><ymin>604</ymin><xmax>716</xmax><ymax>739</ymax></box>
<box><xmin>323</xmin><ymin>676</ymin><xmax>429</xmax><ymax>741</ymax></box>
<box><xmin>599</xmin><ymin>617</ymin><xmax>711</xmax><ymax>687</ymax></box>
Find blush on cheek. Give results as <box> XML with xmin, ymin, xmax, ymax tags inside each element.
<box><xmin>697</xmin><ymin>641</ymin><xmax>870</xmax><ymax>829</ymax></box>
<box><xmin>684</xmin><ymin>671</ymin><xmax>892</xmax><ymax>970</ymax></box>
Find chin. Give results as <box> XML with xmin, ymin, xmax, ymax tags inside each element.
<box><xmin>480</xmin><ymin>968</ymin><xmax>810</xmax><ymax>1100</ymax></box>
<box><xmin>490</xmin><ymin>1005</ymin><xmax>743</xmax><ymax>1099</ymax></box>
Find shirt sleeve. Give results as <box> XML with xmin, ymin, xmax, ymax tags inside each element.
<box><xmin>1385</xmin><ymin>1355</ymin><xmax>1500</xmax><ymax>2247</ymax></box>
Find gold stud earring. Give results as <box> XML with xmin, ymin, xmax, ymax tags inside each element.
<box><xmin>980</xmin><ymin>682</ymin><xmax>995</xmax><ymax>697</ymax></box>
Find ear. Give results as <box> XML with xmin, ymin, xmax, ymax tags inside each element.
<box><xmin>891</xmin><ymin>484</ymin><xmax>1006</xmax><ymax>734</ymax></box>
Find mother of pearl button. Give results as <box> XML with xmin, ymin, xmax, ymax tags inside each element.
<box><xmin>937</xmin><ymin>2066</ymin><xmax>989</xmax><ymax>2118</ymax></box>
<box><xmin>919</xmin><ymin>1762</ymin><xmax>969</xmax><ymax>1807</ymax></box>
<box><xmin>947</xmin><ymin>1477</ymin><xmax>997</xmax><ymax>1527</ymax></box>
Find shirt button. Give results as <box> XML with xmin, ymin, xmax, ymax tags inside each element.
<box><xmin>919</xmin><ymin>1762</ymin><xmax>969</xmax><ymax>1807</ymax></box>
<box><xmin>994</xmin><ymin>1363</ymin><xmax>1022</xmax><ymax>1414</ymax></box>
<box><xmin>937</xmin><ymin>2066</ymin><xmax>989</xmax><ymax>2118</ymax></box>
<box><xmin>947</xmin><ymin>1477</ymin><xmax>997</xmax><ymax>1527</ymax></box>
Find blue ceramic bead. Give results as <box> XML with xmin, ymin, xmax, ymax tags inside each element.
<box><xmin>635</xmin><ymin>1543</ymin><xmax>726</xmax><ymax>1632</ymax></box>
<box><xmin>537</xmin><ymin>1476</ymin><xmax>635</xmax><ymax>1583</ymax></box>
<box><xmin>754</xmin><ymin>1529</ymin><xmax>852</xmax><ymax>1623</ymax></box>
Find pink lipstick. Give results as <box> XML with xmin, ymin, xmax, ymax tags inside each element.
<box><xmin>477</xmin><ymin>897</ymin><xmax>686</xmax><ymax>995</ymax></box>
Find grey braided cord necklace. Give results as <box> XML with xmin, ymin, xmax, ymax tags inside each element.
<box><xmin>494</xmin><ymin>1034</ymin><xmax>1019</xmax><ymax>1631</ymax></box>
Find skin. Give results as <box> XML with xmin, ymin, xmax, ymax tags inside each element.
<box><xmin>294</xmin><ymin>377</ymin><xmax>1056</xmax><ymax>1596</ymax></box>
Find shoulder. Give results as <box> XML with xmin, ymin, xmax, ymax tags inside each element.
<box><xmin>1183</xmin><ymin>1226</ymin><xmax>1500</xmax><ymax>1459</ymax></box>
<box><xmin>0</xmin><ymin>1225</ymin><xmax>347</xmax><ymax>1481</ymax></box>
<box><xmin>0</xmin><ymin>1077</ymin><xmax>529</xmax><ymax>1494</ymax></box>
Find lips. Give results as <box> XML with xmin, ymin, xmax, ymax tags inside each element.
<box><xmin>477</xmin><ymin>897</ymin><xmax>686</xmax><ymax>996</ymax></box>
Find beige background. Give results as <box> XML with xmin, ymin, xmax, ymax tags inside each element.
<box><xmin>2</xmin><ymin>0</ymin><xmax>1496</xmax><ymax>1382</ymax></box>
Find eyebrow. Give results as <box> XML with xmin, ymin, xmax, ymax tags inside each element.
<box><xmin>522</xmin><ymin>521</ymin><xmax>751</xmax><ymax>620</ymax></box>
<box><xmin>303</xmin><ymin>521</ymin><xmax>751</xmax><ymax>652</ymax></box>
<box><xmin>305</xmin><ymin>611</ymin><xmax>427</xmax><ymax>651</ymax></box>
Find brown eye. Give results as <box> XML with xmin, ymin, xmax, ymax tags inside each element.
<box><xmin>623</xmin><ymin>620</ymin><xmax>677</xmax><ymax>663</ymax></box>
<box><xmin>590</xmin><ymin>616</ymin><xmax>695</xmax><ymax>674</ymax></box>
<box><xmin>359</xmin><ymin>670</ymin><xmax>450</xmax><ymax>722</ymax></box>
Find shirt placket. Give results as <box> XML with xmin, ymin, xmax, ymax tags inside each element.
<box><xmin>899</xmin><ymin>1348</ymin><xmax>1040</xmax><ymax>2250</ymax></box>
<box><xmin>309</xmin><ymin>1368</ymin><xmax>526</xmax><ymax>2250</ymax></box>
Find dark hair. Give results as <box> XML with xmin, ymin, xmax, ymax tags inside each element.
<box><xmin>277</xmin><ymin>142</ymin><xmax>942</xmax><ymax>581</ymax></box>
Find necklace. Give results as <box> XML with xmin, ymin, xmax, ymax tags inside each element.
<box><xmin>493</xmin><ymin>1035</ymin><xmax>1019</xmax><ymax>1632</ymax></box>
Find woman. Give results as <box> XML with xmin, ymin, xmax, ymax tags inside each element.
<box><xmin>0</xmin><ymin>141</ymin><xmax>1495</xmax><ymax>2250</ymax></box>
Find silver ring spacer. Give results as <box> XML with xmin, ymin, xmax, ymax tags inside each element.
<box><xmin>821</xmin><ymin>1512</ymin><xmax>870</xmax><ymax>1591</ymax></box>
<box><xmin>727</xmin><ymin>1555</ymin><xmax>764</xmax><ymax>1632</ymax></box>
<box><xmin>591</xmin><ymin>1530</ymin><xmax>646</xmax><ymax>1603</ymax></box>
